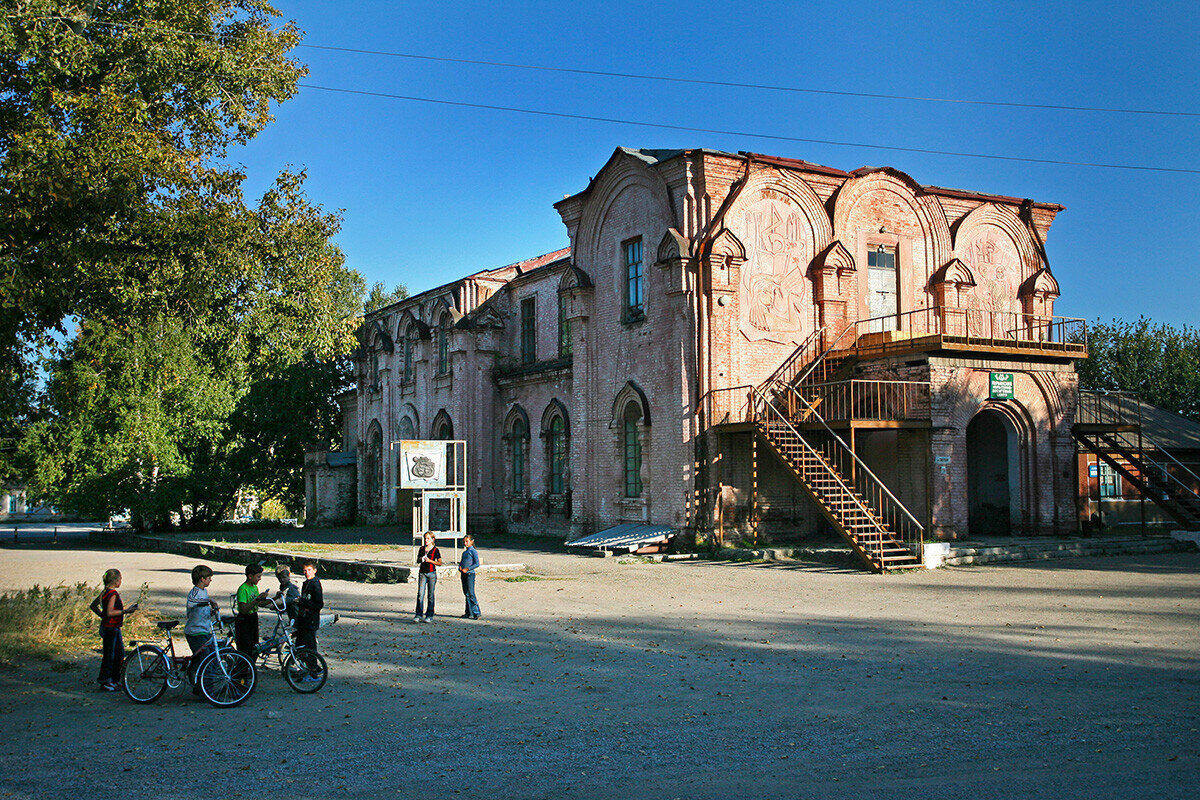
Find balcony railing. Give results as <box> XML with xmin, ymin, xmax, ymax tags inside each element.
<box><xmin>701</xmin><ymin>384</ymin><xmax>755</xmax><ymax>427</ymax></box>
<box><xmin>799</xmin><ymin>379</ymin><xmax>930</xmax><ymax>424</ymax></box>
<box><xmin>1075</xmin><ymin>389</ymin><xmax>1143</xmax><ymax>427</ymax></box>
<box><xmin>846</xmin><ymin>307</ymin><xmax>1087</xmax><ymax>356</ymax></box>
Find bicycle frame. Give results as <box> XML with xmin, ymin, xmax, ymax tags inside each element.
<box><xmin>253</xmin><ymin>596</ymin><xmax>299</xmax><ymax>667</ymax></box>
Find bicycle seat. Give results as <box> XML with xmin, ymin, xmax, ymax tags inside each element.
<box><xmin>220</xmin><ymin>614</ymin><xmax>237</xmax><ymax>625</ymax></box>
<box><xmin>156</xmin><ymin>620</ymin><xmax>180</xmax><ymax>630</ymax></box>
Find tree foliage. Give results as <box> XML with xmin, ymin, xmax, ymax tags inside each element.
<box><xmin>5</xmin><ymin>2</ymin><xmax>367</xmax><ymax>528</ymax></box>
<box><xmin>362</xmin><ymin>281</ymin><xmax>409</xmax><ymax>313</ymax></box>
<box><xmin>1077</xmin><ymin>317</ymin><xmax>1200</xmax><ymax>422</ymax></box>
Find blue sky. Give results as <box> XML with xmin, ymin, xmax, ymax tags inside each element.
<box><xmin>235</xmin><ymin>1</ymin><xmax>1199</xmax><ymax>327</ymax></box>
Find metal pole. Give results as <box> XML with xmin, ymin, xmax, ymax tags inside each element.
<box><xmin>1138</xmin><ymin>425</ymin><xmax>1146</xmax><ymax>536</ymax></box>
<box><xmin>752</xmin><ymin>429</ymin><xmax>759</xmax><ymax>548</ymax></box>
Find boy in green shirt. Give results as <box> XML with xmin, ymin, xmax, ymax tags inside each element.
<box><xmin>234</xmin><ymin>563</ymin><xmax>270</xmax><ymax>658</ymax></box>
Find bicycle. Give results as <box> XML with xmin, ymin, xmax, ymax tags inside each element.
<box><xmin>253</xmin><ymin>595</ymin><xmax>330</xmax><ymax>693</ymax></box>
<box><xmin>122</xmin><ymin>615</ymin><xmax>257</xmax><ymax>708</ymax></box>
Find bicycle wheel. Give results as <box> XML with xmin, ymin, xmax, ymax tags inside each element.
<box><xmin>122</xmin><ymin>645</ymin><xmax>169</xmax><ymax>704</ymax></box>
<box><xmin>282</xmin><ymin>647</ymin><xmax>328</xmax><ymax>693</ymax></box>
<box><xmin>196</xmin><ymin>650</ymin><xmax>256</xmax><ymax>708</ymax></box>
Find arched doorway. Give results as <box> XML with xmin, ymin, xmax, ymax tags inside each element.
<box><xmin>966</xmin><ymin>409</ymin><xmax>1019</xmax><ymax>536</ymax></box>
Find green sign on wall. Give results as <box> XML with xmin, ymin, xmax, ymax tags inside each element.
<box><xmin>990</xmin><ymin>372</ymin><xmax>1014</xmax><ymax>400</ymax></box>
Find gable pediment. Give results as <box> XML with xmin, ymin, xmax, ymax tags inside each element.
<box><xmin>930</xmin><ymin>258</ymin><xmax>977</xmax><ymax>289</ymax></box>
<box><xmin>809</xmin><ymin>240</ymin><xmax>856</xmax><ymax>276</ymax></box>
<box><xmin>1019</xmin><ymin>268</ymin><xmax>1059</xmax><ymax>298</ymax></box>
<box><xmin>656</xmin><ymin>228</ymin><xmax>689</xmax><ymax>264</ymax></box>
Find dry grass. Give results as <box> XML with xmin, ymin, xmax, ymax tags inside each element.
<box><xmin>0</xmin><ymin>582</ymin><xmax>161</xmax><ymax>663</ymax></box>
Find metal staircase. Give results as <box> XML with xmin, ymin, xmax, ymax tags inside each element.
<box><xmin>1074</xmin><ymin>391</ymin><xmax>1200</xmax><ymax>531</ymax></box>
<box><xmin>749</xmin><ymin>327</ymin><xmax>924</xmax><ymax>572</ymax></box>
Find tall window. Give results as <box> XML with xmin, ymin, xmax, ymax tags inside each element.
<box><xmin>403</xmin><ymin>325</ymin><xmax>416</xmax><ymax>382</ymax></box>
<box><xmin>520</xmin><ymin>297</ymin><xmax>536</xmax><ymax>363</ymax></box>
<box><xmin>623</xmin><ymin>238</ymin><xmax>644</xmax><ymax>321</ymax></box>
<box><xmin>511</xmin><ymin>418</ymin><xmax>527</xmax><ymax>492</ymax></box>
<box><xmin>548</xmin><ymin>415</ymin><xmax>567</xmax><ymax>494</ymax></box>
<box><xmin>557</xmin><ymin>293</ymin><xmax>572</xmax><ymax>357</ymax></box>
<box><xmin>623</xmin><ymin>404</ymin><xmax>643</xmax><ymax>497</ymax></box>
<box><xmin>437</xmin><ymin>315</ymin><xmax>451</xmax><ymax>375</ymax></box>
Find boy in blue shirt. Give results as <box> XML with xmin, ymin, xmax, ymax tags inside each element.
<box><xmin>458</xmin><ymin>534</ymin><xmax>481</xmax><ymax>620</ymax></box>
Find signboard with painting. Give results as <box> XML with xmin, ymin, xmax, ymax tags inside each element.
<box><xmin>397</xmin><ymin>440</ymin><xmax>447</xmax><ymax>489</ymax></box>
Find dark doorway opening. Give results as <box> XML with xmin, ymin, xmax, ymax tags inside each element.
<box><xmin>966</xmin><ymin>410</ymin><xmax>1018</xmax><ymax>536</ymax></box>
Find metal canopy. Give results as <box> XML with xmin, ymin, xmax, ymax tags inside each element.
<box><xmin>566</xmin><ymin>523</ymin><xmax>676</xmax><ymax>552</ymax></box>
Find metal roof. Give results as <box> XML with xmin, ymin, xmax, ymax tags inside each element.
<box><xmin>566</xmin><ymin>523</ymin><xmax>676</xmax><ymax>552</ymax></box>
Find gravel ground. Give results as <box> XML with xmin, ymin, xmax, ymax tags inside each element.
<box><xmin>1</xmin><ymin>545</ymin><xmax>1198</xmax><ymax>799</ymax></box>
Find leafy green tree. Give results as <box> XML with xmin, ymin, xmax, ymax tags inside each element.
<box><xmin>363</xmin><ymin>281</ymin><xmax>410</xmax><ymax>313</ymax></box>
<box><xmin>1077</xmin><ymin>317</ymin><xmax>1200</xmax><ymax>422</ymax></box>
<box><xmin>6</xmin><ymin>2</ymin><xmax>367</xmax><ymax>528</ymax></box>
<box><xmin>21</xmin><ymin>173</ymin><xmax>362</xmax><ymax>530</ymax></box>
<box><xmin>0</xmin><ymin>0</ymin><xmax>306</xmax><ymax>348</ymax></box>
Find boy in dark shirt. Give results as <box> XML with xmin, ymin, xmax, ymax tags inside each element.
<box><xmin>295</xmin><ymin>560</ymin><xmax>324</xmax><ymax>653</ymax></box>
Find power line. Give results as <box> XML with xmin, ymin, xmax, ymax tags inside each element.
<box><xmin>297</xmin><ymin>83</ymin><xmax>1200</xmax><ymax>175</ymax></box>
<box><xmin>22</xmin><ymin>15</ymin><xmax>1199</xmax><ymax>119</ymax></box>
<box><xmin>299</xmin><ymin>44</ymin><xmax>1200</xmax><ymax>120</ymax></box>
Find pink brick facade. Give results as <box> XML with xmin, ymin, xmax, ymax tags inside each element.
<box><xmin>314</xmin><ymin>147</ymin><xmax>1082</xmax><ymax>541</ymax></box>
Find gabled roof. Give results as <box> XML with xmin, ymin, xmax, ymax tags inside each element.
<box><xmin>557</xmin><ymin>146</ymin><xmax>1062</xmax><ymax>212</ymax></box>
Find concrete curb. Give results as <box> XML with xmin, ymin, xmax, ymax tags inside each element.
<box><xmin>108</xmin><ymin>534</ymin><xmax>414</xmax><ymax>583</ymax></box>
<box><xmin>95</xmin><ymin>532</ymin><xmax>529</xmax><ymax>584</ymax></box>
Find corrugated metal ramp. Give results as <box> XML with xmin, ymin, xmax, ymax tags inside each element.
<box><xmin>566</xmin><ymin>523</ymin><xmax>676</xmax><ymax>553</ymax></box>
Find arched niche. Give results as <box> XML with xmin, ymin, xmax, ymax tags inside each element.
<box><xmin>832</xmin><ymin>168</ymin><xmax>953</xmax><ymax>319</ymax></box>
<box><xmin>722</xmin><ymin>168</ymin><xmax>833</xmax><ymax>344</ymax></box>
<box><xmin>953</xmin><ymin>203</ymin><xmax>1043</xmax><ymax>316</ymax></box>
<box><xmin>575</xmin><ymin>150</ymin><xmax>677</xmax><ymax>273</ymax></box>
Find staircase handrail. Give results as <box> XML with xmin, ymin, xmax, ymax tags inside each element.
<box><xmin>792</xmin><ymin>323</ymin><xmax>860</xmax><ymax>392</ymax></box>
<box><xmin>1077</xmin><ymin>390</ymin><xmax>1200</xmax><ymax>502</ymax></box>
<box><xmin>760</xmin><ymin>327</ymin><xmax>827</xmax><ymax>394</ymax></box>
<box><xmin>751</xmin><ymin>386</ymin><xmax>925</xmax><ymax>545</ymax></box>
<box><xmin>1109</xmin><ymin>429</ymin><xmax>1200</xmax><ymax>504</ymax></box>
<box><xmin>752</xmin><ymin>390</ymin><xmax>888</xmax><ymax>559</ymax></box>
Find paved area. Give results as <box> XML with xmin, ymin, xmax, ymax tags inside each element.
<box><xmin>1</xmin><ymin>544</ymin><xmax>1198</xmax><ymax>799</ymax></box>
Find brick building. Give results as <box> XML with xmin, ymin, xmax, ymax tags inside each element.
<box><xmin>307</xmin><ymin>146</ymin><xmax>1139</xmax><ymax>569</ymax></box>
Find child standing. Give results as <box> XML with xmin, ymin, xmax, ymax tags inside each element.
<box><xmin>274</xmin><ymin>565</ymin><xmax>300</xmax><ymax>623</ymax></box>
<box><xmin>234</xmin><ymin>564</ymin><xmax>270</xmax><ymax>658</ymax></box>
<box><xmin>458</xmin><ymin>534</ymin><xmax>481</xmax><ymax>620</ymax></box>
<box><xmin>295</xmin><ymin>560</ymin><xmax>324</xmax><ymax>653</ymax></box>
<box><xmin>414</xmin><ymin>532</ymin><xmax>442</xmax><ymax>623</ymax></box>
<box><xmin>184</xmin><ymin>564</ymin><xmax>219</xmax><ymax>688</ymax></box>
<box><xmin>93</xmin><ymin>568</ymin><xmax>137</xmax><ymax>690</ymax></box>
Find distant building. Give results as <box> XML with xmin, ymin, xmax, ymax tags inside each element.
<box><xmin>306</xmin><ymin>147</ymin><xmax>1198</xmax><ymax>569</ymax></box>
<box><xmin>0</xmin><ymin>484</ymin><xmax>62</xmax><ymax>522</ymax></box>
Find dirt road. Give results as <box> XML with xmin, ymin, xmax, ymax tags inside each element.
<box><xmin>1</xmin><ymin>546</ymin><xmax>1198</xmax><ymax>799</ymax></box>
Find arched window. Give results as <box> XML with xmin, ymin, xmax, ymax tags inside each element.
<box><xmin>511</xmin><ymin>417</ymin><xmax>527</xmax><ymax>493</ymax></box>
<box><xmin>437</xmin><ymin>313</ymin><xmax>452</xmax><ymax>375</ymax></box>
<box><xmin>366</xmin><ymin>422</ymin><xmax>383</xmax><ymax>514</ymax></box>
<box><xmin>402</xmin><ymin>324</ymin><xmax>416</xmax><ymax>382</ymax></box>
<box><xmin>433</xmin><ymin>411</ymin><xmax>455</xmax><ymax>485</ymax></box>
<box><xmin>623</xmin><ymin>403</ymin><xmax>643</xmax><ymax>498</ymax></box>
<box><xmin>548</xmin><ymin>415</ymin><xmax>566</xmax><ymax>495</ymax></box>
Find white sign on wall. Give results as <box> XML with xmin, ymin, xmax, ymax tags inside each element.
<box><xmin>398</xmin><ymin>440</ymin><xmax>447</xmax><ymax>489</ymax></box>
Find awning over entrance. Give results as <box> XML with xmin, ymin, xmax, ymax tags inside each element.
<box><xmin>566</xmin><ymin>523</ymin><xmax>676</xmax><ymax>553</ymax></box>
